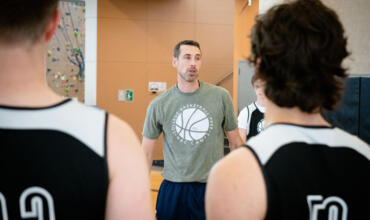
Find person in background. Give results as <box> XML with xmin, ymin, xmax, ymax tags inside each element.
<box><xmin>206</xmin><ymin>0</ymin><xmax>370</xmax><ymax>219</ymax></box>
<box><xmin>0</xmin><ymin>1</ymin><xmax>154</xmax><ymax>219</ymax></box>
<box><xmin>238</xmin><ymin>74</ymin><xmax>267</xmax><ymax>143</ymax></box>
<box><xmin>142</xmin><ymin>40</ymin><xmax>243</xmax><ymax>220</ymax></box>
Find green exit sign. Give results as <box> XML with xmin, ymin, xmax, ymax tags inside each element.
<box><xmin>126</xmin><ymin>89</ymin><xmax>133</xmax><ymax>102</ymax></box>
<box><xmin>118</xmin><ymin>89</ymin><xmax>134</xmax><ymax>102</ymax></box>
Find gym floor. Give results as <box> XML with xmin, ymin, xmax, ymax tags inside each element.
<box><xmin>150</xmin><ymin>166</ymin><xmax>164</xmax><ymax>211</ymax></box>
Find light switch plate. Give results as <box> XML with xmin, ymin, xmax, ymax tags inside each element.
<box><xmin>118</xmin><ymin>89</ymin><xmax>125</xmax><ymax>101</ymax></box>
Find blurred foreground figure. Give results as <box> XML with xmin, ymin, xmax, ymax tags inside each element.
<box><xmin>206</xmin><ymin>0</ymin><xmax>370</xmax><ymax>219</ymax></box>
<box><xmin>0</xmin><ymin>1</ymin><xmax>154</xmax><ymax>219</ymax></box>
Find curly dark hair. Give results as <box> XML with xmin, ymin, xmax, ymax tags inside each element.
<box><xmin>249</xmin><ymin>0</ymin><xmax>349</xmax><ymax>112</ymax></box>
<box><xmin>173</xmin><ymin>40</ymin><xmax>201</xmax><ymax>58</ymax></box>
<box><xmin>0</xmin><ymin>0</ymin><xmax>59</xmax><ymax>43</ymax></box>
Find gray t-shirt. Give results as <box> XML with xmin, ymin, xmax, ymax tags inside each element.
<box><xmin>142</xmin><ymin>81</ymin><xmax>237</xmax><ymax>182</ymax></box>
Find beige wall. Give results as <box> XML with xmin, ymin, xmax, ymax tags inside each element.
<box><xmin>97</xmin><ymin>0</ymin><xmax>234</xmax><ymax>159</ymax></box>
<box><xmin>233</xmin><ymin>0</ymin><xmax>259</xmax><ymax>110</ymax></box>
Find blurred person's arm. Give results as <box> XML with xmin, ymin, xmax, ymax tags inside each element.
<box><xmin>206</xmin><ymin>147</ymin><xmax>266</xmax><ymax>220</ymax></box>
<box><xmin>105</xmin><ymin>115</ymin><xmax>154</xmax><ymax>220</ymax></box>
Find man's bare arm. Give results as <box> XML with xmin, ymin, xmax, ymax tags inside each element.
<box><xmin>141</xmin><ymin>137</ymin><xmax>157</xmax><ymax>171</ymax></box>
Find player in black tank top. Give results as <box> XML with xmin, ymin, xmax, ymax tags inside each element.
<box><xmin>0</xmin><ymin>1</ymin><xmax>154</xmax><ymax>219</ymax></box>
<box><xmin>206</xmin><ymin>0</ymin><xmax>370</xmax><ymax>219</ymax></box>
<box><xmin>238</xmin><ymin>74</ymin><xmax>267</xmax><ymax>143</ymax></box>
<box><xmin>247</xmin><ymin>124</ymin><xmax>370</xmax><ymax>219</ymax></box>
<box><xmin>247</xmin><ymin>103</ymin><xmax>264</xmax><ymax>139</ymax></box>
<box><xmin>0</xmin><ymin>100</ymin><xmax>109</xmax><ymax>219</ymax></box>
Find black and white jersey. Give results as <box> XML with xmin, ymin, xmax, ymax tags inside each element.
<box><xmin>0</xmin><ymin>99</ymin><xmax>109</xmax><ymax>220</ymax></box>
<box><xmin>238</xmin><ymin>102</ymin><xmax>265</xmax><ymax>140</ymax></box>
<box><xmin>247</xmin><ymin>124</ymin><xmax>370</xmax><ymax>220</ymax></box>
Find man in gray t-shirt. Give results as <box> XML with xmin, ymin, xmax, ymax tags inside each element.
<box><xmin>142</xmin><ymin>40</ymin><xmax>243</xmax><ymax>220</ymax></box>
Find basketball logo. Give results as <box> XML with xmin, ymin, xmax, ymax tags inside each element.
<box><xmin>172</xmin><ymin>104</ymin><xmax>213</xmax><ymax>144</ymax></box>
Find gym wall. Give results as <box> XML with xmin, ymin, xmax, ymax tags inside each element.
<box><xmin>97</xmin><ymin>0</ymin><xmax>235</xmax><ymax>160</ymax></box>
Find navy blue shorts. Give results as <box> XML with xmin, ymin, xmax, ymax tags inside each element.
<box><xmin>156</xmin><ymin>179</ymin><xmax>206</xmax><ymax>220</ymax></box>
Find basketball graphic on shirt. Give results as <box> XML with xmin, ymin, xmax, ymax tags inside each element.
<box><xmin>172</xmin><ymin>104</ymin><xmax>213</xmax><ymax>143</ymax></box>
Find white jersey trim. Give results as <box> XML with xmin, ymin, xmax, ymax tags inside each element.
<box><xmin>238</xmin><ymin>102</ymin><xmax>265</xmax><ymax>130</ymax></box>
<box><xmin>238</xmin><ymin>103</ymin><xmax>256</xmax><ymax>130</ymax></box>
<box><xmin>247</xmin><ymin>124</ymin><xmax>370</xmax><ymax>165</ymax></box>
<box><xmin>0</xmin><ymin>99</ymin><xmax>106</xmax><ymax>157</ymax></box>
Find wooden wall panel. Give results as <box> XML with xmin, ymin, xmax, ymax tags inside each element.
<box><xmin>147</xmin><ymin>64</ymin><xmax>177</xmax><ymax>85</ymax></box>
<box><xmin>196</xmin><ymin>24</ymin><xmax>234</xmax><ymax>65</ymax></box>
<box><xmin>148</xmin><ymin>0</ymin><xmax>195</xmax><ymax>22</ymax></box>
<box><xmin>99</xmin><ymin>0</ymin><xmax>147</xmax><ymax>20</ymax></box>
<box><xmin>147</xmin><ymin>21</ymin><xmax>195</xmax><ymax>64</ymax></box>
<box><xmin>195</xmin><ymin>0</ymin><xmax>234</xmax><ymax>24</ymax></box>
<box><xmin>199</xmin><ymin>64</ymin><xmax>232</xmax><ymax>86</ymax></box>
<box><xmin>100</xmin><ymin>19</ymin><xmax>146</xmax><ymax>62</ymax></box>
<box><xmin>100</xmin><ymin>62</ymin><xmax>148</xmax><ymax>133</ymax></box>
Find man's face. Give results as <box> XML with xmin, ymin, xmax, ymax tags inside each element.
<box><xmin>172</xmin><ymin>45</ymin><xmax>202</xmax><ymax>83</ymax></box>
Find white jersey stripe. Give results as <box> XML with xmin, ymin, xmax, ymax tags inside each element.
<box><xmin>247</xmin><ymin>123</ymin><xmax>370</xmax><ymax>165</ymax></box>
<box><xmin>0</xmin><ymin>99</ymin><xmax>106</xmax><ymax>157</ymax></box>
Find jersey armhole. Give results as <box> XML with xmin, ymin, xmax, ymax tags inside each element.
<box><xmin>104</xmin><ymin>112</ymin><xmax>109</xmax><ymax>184</ymax></box>
<box><xmin>244</xmin><ymin>144</ymin><xmax>272</xmax><ymax>219</ymax></box>
<box><xmin>245</xmin><ymin>106</ymin><xmax>251</xmax><ymax>135</ymax></box>
<box><xmin>104</xmin><ymin>112</ymin><xmax>108</xmax><ymax>159</ymax></box>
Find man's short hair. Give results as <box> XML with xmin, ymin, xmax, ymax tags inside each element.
<box><xmin>0</xmin><ymin>0</ymin><xmax>59</xmax><ymax>43</ymax></box>
<box><xmin>173</xmin><ymin>40</ymin><xmax>201</xmax><ymax>58</ymax></box>
<box><xmin>249</xmin><ymin>0</ymin><xmax>349</xmax><ymax>112</ymax></box>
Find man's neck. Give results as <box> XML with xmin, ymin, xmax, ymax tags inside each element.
<box><xmin>0</xmin><ymin>44</ymin><xmax>63</xmax><ymax>107</ymax></box>
<box><xmin>264</xmin><ymin>104</ymin><xmax>330</xmax><ymax>128</ymax></box>
<box><xmin>177</xmin><ymin>79</ymin><xmax>200</xmax><ymax>93</ymax></box>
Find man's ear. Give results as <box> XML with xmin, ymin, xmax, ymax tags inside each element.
<box><xmin>172</xmin><ymin>57</ymin><xmax>178</xmax><ymax>68</ymax></box>
<box><xmin>44</xmin><ymin>10</ymin><xmax>61</xmax><ymax>42</ymax></box>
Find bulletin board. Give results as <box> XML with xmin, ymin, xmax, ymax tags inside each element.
<box><xmin>46</xmin><ymin>0</ymin><xmax>85</xmax><ymax>102</ymax></box>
